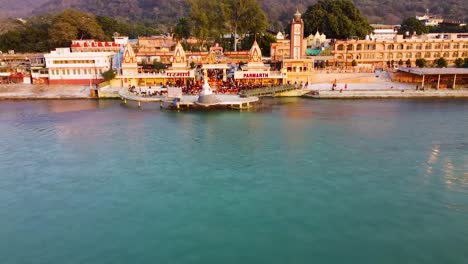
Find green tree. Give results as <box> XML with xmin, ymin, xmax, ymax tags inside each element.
<box><xmin>101</xmin><ymin>69</ymin><xmax>116</xmax><ymax>81</ymax></box>
<box><xmin>405</xmin><ymin>59</ymin><xmax>411</xmax><ymax>67</ymax></box>
<box><xmin>351</xmin><ymin>59</ymin><xmax>357</xmax><ymax>67</ymax></box>
<box><xmin>454</xmin><ymin>58</ymin><xmax>464</xmax><ymax>68</ymax></box>
<box><xmin>464</xmin><ymin>58</ymin><xmax>468</xmax><ymax>68</ymax></box>
<box><xmin>398</xmin><ymin>59</ymin><xmax>404</xmax><ymax>66</ymax></box>
<box><xmin>415</xmin><ymin>58</ymin><xmax>427</xmax><ymax>68</ymax></box>
<box><xmin>224</xmin><ymin>0</ymin><xmax>268</xmax><ymax>51</ymax></box>
<box><xmin>153</xmin><ymin>60</ymin><xmax>166</xmax><ymax>72</ymax></box>
<box><xmin>188</xmin><ymin>0</ymin><xmax>228</xmax><ymax>50</ymax></box>
<box><xmin>434</xmin><ymin>57</ymin><xmax>448</xmax><ymax>68</ymax></box>
<box><xmin>240</xmin><ymin>33</ymin><xmax>276</xmax><ymax>56</ymax></box>
<box><xmin>398</xmin><ymin>17</ymin><xmax>428</xmax><ymax>36</ymax></box>
<box><xmin>302</xmin><ymin>0</ymin><xmax>372</xmax><ymax>39</ymax></box>
<box><xmin>48</xmin><ymin>9</ymin><xmax>106</xmax><ymax>47</ymax></box>
<box><xmin>173</xmin><ymin>17</ymin><xmax>192</xmax><ymax>40</ymax></box>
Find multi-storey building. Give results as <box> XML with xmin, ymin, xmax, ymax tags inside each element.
<box><xmin>44</xmin><ymin>48</ymin><xmax>115</xmax><ymax>85</ymax></box>
<box><xmin>333</xmin><ymin>33</ymin><xmax>468</xmax><ymax>68</ymax></box>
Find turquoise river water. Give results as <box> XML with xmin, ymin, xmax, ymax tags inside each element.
<box><xmin>0</xmin><ymin>98</ymin><xmax>467</xmax><ymax>263</ymax></box>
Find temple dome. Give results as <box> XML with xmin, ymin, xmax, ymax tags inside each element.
<box><xmin>173</xmin><ymin>42</ymin><xmax>186</xmax><ymax>63</ymax></box>
<box><xmin>294</xmin><ymin>9</ymin><xmax>302</xmax><ymax>21</ymax></box>
<box><xmin>249</xmin><ymin>40</ymin><xmax>262</xmax><ymax>63</ymax></box>
<box><xmin>122</xmin><ymin>44</ymin><xmax>136</xmax><ymax>64</ymax></box>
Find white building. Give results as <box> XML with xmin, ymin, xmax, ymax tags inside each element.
<box><xmin>370</xmin><ymin>24</ymin><xmax>398</xmax><ymax>40</ymax></box>
<box><xmin>44</xmin><ymin>48</ymin><xmax>115</xmax><ymax>85</ymax></box>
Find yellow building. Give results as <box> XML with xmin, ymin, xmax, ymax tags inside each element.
<box><xmin>333</xmin><ymin>33</ymin><xmax>468</xmax><ymax>69</ymax></box>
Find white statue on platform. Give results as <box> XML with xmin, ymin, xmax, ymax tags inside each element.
<box><xmin>200</xmin><ymin>79</ymin><xmax>213</xmax><ymax>96</ymax></box>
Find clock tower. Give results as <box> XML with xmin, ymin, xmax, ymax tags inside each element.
<box><xmin>290</xmin><ymin>9</ymin><xmax>304</xmax><ymax>59</ymax></box>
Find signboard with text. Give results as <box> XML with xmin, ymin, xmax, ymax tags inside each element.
<box><xmin>164</xmin><ymin>70</ymin><xmax>195</xmax><ymax>78</ymax></box>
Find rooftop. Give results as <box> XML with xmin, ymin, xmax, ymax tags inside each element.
<box><xmin>398</xmin><ymin>67</ymin><xmax>468</xmax><ymax>75</ymax></box>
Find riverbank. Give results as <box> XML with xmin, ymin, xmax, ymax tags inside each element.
<box><xmin>0</xmin><ymin>84</ymin><xmax>92</xmax><ymax>99</ymax></box>
<box><xmin>304</xmin><ymin>89</ymin><xmax>468</xmax><ymax>99</ymax></box>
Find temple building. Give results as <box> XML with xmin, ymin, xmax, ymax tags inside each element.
<box><xmin>234</xmin><ymin>40</ymin><xmax>283</xmax><ymax>85</ymax></box>
<box><xmin>283</xmin><ymin>10</ymin><xmax>315</xmax><ymax>84</ymax></box>
<box><xmin>290</xmin><ymin>10</ymin><xmax>305</xmax><ymax>59</ymax></box>
<box><xmin>114</xmin><ymin>42</ymin><xmax>195</xmax><ymax>88</ymax></box>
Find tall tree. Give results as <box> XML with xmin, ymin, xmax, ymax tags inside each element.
<box><xmin>398</xmin><ymin>17</ymin><xmax>428</xmax><ymax>35</ymax></box>
<box><xmin>302</xmin><ymin>0</ymin><xmax>372</xmax><ymax>39</ymax></box>
<box><xmin>48</xmin><ymin>9</ymin><xmax>106</xmax><ymax>47</ymax></box>
<box><xmin>224</xmin><ymin>0</ymin><xmax>268</xmax><ymax>51</ymax></box>
<box><xmin>187</xmin><ymin>0</ymin><xmax>228</xmax><ymax>50</ymax></box>
<box><xmin>240</xmin><ymin>32</ymin><xmax>276</xmax><ymax>56</ymax></box>
<box><xmin>173</xmin><ymin>17</ymin><xmax>192</xmax><ymax>40</ymax></box>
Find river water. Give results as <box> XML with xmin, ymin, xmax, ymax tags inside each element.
<box><xmin>0</xmin><ymin>98</ymin><xmax>467</xmax><ymax>263</ymax></box>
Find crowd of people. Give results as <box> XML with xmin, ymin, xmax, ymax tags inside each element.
<box><xmin>128</xmin><ymin>80</ymin><xmax>271</xmax><ymax>97</ymax></box>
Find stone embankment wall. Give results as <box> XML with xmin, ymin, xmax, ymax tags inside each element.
<box><xmin>309</xmin><ymin>72</ymin><xmax>392</xmax><ymax>84</ymax></box>
<box><xmin>305</xmin><ymin>89</ymin><xmax>468</xmax><ymax>99</ymax></box>
<box><xmin>0</xmin><ymin>84</ymin><xmax>92</xmax><ymax>99</ymax></box>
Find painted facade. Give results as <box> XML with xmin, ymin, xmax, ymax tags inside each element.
<box><xmin>44</xmin><ymin>48</ymin><xmax>114</xmax><ymax>85</ymax></box>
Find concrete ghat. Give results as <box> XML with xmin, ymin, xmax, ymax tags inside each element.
<box><xmin>304</xmin><ymin>90</ymin><xmax>468</xmax><ymax>99</ymax></box>
<box><xmin>0</xmin><ymin>84</ymin><xmax>92</xmax><ymax>99</ymax></box>
<box><xmin>119</xmin><ymin>90</ymin><xmax>259</xmax><ymax>109</ymax></box>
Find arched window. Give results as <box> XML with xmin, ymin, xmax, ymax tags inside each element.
<box><xmin>337</xmin><ymin>44</ymin><xmax>344</xmax><ymax>51</ymax></box>
<box><xmin>406</xmin><ymin>44</ymin><xmax>413</xmax><ymax>50</ymax></box>
<box><xmin>442</xmin><ymin>52</ymin><xmax>449</xmax><ymax>58</ymax></box>
<box><xmin>462</xmin><ymin>51</ymin><xmax>468</xmax><ymax>57</ymax></box>
<box><xmin>388</xmin><ymin>44</ymin><xmax>394</xmax><ymax>50</ymax></box>
<box><xmin>415</xmin><ymin>52</ymin><xmax>422</xmax><ymax>58</ymax></box>
<box><xmin>434</xmin><ymin>52</ymin><xmax>441</xmax><ymax>58</ymax></box>
<box><xmin>347</xmin><ymin>44</ymin><xmax>354</xmax><ymax>51</ymax></box>
<box><xmin>357</xmin><ymin>44</ymin><xmax>362</xmax><ymax>50</ymax></box>
<box><xmin>453</xmin><ymin>51</ymin><xmax>459</xmax><ymax>58</ymax></box>
<box><xmin>425</xmin><ymin>44</ymin><xmax>432</xmax><ymax>49</ymax></box>
<box><xmin>434</xmin><ymin>43</ymin><xmax>441</xmax><ymax>49</ymax></box>
<box><xmin>387</xmin><ymin>53</ymin><xmax>394</xmax><ymax>59</ymax></box>
<box><xmin>416</xmin><ymin>44</ymin><xmax>422</xmax><ymax>50</ymax></box>
<box><xmin>424</xmin><ymin>52</ymin><xmax>431</xmax><ymax>58</ymax></box>
<box><xmin>397</xmin><ymin>44</ymin><xmax>404</xmax><ymax>50</ymax></box>
<box><xmin>406</xmin><ymin>53</ymin><xmax>412</xmax><ymax>58</ymax></box>
<box><xmin>397</xmin><ymin>53</ymin><xmax>403</xmax><ymax>59</ymax></box>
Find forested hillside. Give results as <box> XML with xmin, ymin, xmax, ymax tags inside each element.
<box><xmin>0</xmin><ymin>0</ymin><xmax>466</xmax><ymax>31</ymax></box>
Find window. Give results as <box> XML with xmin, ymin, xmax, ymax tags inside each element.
<box><xmin>453</xmin><ymin>44</ymin><xmax>459</xmax><ymax>49</ymax></box>
<box><xmin>388</xmin><ymin>44</ymin><xmax>394</xmax><ymax>50</ymax></box>
<box><xmin>434</xmin><ymin>52</ymin><xmax>441</xmax><ymax>58</ymax></box>
<box><xmin>453</xmin><ymin>51</ymin><xmax>459</xmax><ymax>57</ymax></box>
<box><xmin>416</xmin><ymin>44</ymin><xmax>422</xmax><ymax>50</ymax></box>
<box><xmin>337</xmin><ymin>44</ymin><xmax>344</xmax><ymax>51</ymax></box>
<box><xmin>62</xmin><ymin>69</ymin><xmax>66</xmax><ymax>75</ymax></box>
<box><xmin>415</xmin><ymin>52</ymin><xmax>422</xmax><ymax>58</ymax></box>
<box><xmin>66</xmin><ymin>69</ymin><xmax>70</xmax><ymax>75</ymax></box>
<box><xmin>406</xmin><ymin>53</ymin><xmax>412</xmax><ymax>58</ymax></box>
<box><xmin>444</xmin><ymin>44</ymin><xmax>450</xmax><ymax>49</ymax></box>
<box><xmin>357</xmin><ymin>44</ymin><xmax>362</xmax><ymax>50</ymax></box>
<box><xmin>424</xmin><ymin>52</ymin><xmax>431</xmax><ymax>58</ymax></box>
<box><xmin>406</xmin><ymin>44</ymin><xmax>413</xmax><ymax>50</ymax></box>
<box><xmin>434</xmin><ymin>43</ymin><xmax>441</xmax><ymax>49</ymax></box>
<box><xmin>425</xmin><ymin>44</ymin><xmax>432</xmax><ymax>49</ymax></box>
<box><xmin>397</xmin><ymin>44</ymin><xmax>404</xmax><ymax>50</ymax></box>
<box><xmin>442</xmin><ymin>52</ymin><xmax>449</xmax><ymax>58</ymax></box>
<box><xmin>396</xmin><ymin>53</ymin><xmax>403</xmax><ymax>59</ymax></box>
<box><xmin>387</xmin><ymin>53</ymin><xmax>394</xmax><ymax>59</ymax></box>
<box><xmin>463</xmin><ymin>44</ymin><xmax>468</xmax><ymax>49</ymax></box>
<box><xmin>73</xmin><ymin>69</ymin><xmax>76</xmax><ymax>75</ymax></box>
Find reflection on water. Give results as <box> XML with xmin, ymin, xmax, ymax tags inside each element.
<box><xmin>0</xmin><ymin>99</ymin><xmax>467</xmax><ymax>264</ymax></box>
